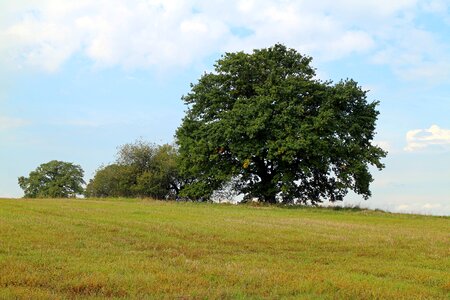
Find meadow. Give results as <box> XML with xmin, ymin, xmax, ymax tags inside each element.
<box><xmin>0</xmin><ymin>198</ymin><xmax>448</xmax><ymax>299</ymax></box>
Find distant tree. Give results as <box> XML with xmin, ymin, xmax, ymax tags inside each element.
<box><xmin>86</xmin><ymin>141</ymin><xmax>183</xmax><ymax>199</ymax></box>
<box><xmin>18</xmin><ymin>160</ymin><xmax>85</xmax><ymax>198</ymax></box>
<box><xmin>176</xmin><ymin>44</ymin><xmax>387</xmax><ymax>204</ymax></box>
<box><xmin>84</xmin><ymin>164</ymin><xmax>134</xmax><ymax>198</ymax></box>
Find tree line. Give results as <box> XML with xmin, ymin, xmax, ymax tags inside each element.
<box><xmin>18</xmin><ymin>44</ymin><xmax>386</xmax><ymax>204</ymax></box>
<box><xmin>18</xmin><ymin>141</ymin><xmax>184</xmax><ymax>200</ymax></box>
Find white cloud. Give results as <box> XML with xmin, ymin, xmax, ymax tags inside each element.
<box><xmin>396</xmin><ymin>204</ymin><xmax>411</xmax><ymax>210</ymax></box>
<box><xmin>421</xmin><ymin>0</ymin><xmax>449</xmax><ymax>14</ymax></box>
<box><xmin>405</xmin><ymin>125</ymin><xmax>450</xmax><ymax>152</ymax></box>
<box><xmin>394</xmin><ymin>202</ymin><xmax>449</xmax><ymax>215</ymax></box>
<box><xmin>371</xmin><ymin>28</ymin><xmax>450</xmax><ymax>82</ymax></box>
<box><xmin>0</xmin><ymin>116</ymin><xmax>29</xmax><ymax>130</ymax></box>
<box><xmin>422</xmin><ymin>203</ymin><xmax>441</xmax><ymax>209</ymax></box>
<box><xmin>0</xmin><ymin>0</ymin><xmax>449</xmax><ymax>80</ymax></box>
<box><xmin>374</xmin><ymin>140</ymin><xmax>391</xmax><ymax>152</ymax></box>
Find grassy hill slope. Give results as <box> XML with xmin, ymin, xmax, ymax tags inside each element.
<box><xmin>0</xmin><ymin>198</ymin><xmax>448</xmax><ymax>299</ymax></box>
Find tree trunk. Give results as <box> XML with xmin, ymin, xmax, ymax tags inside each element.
<box><xmin>254</xmin><ymin>157</ymin><xmax>277</xmax><ymax>204</ymax></box>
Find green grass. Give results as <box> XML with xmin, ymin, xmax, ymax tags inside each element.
<box><xmin>0</xmin><ymin>198</ymin><xmax>448</xmax><ymax>299</ymax></box>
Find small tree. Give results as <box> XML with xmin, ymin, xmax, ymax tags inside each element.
<box><xmin>18</xmin><ymin>160</ymin><xmax>85</xmax><ymax>198</ymax></box>
<box><xmin>176</xmin><ymin>44</ymin><xmax>387</xmax><ymax>204</ymax></box>
<box><xmin>86</xmin><ymin>141</ymin><xmax>183</xmax><ymax>199</ymax></box>
<box><xmin>84</xmin><ymin>164</ymin><xmax>134</xmax><ymax>198</ymax></box>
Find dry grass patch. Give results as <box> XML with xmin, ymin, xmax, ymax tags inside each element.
<box><xmin>0</xmin><ymin>198</ymin><xmax>448</xmax><ymax>299</ymax></box>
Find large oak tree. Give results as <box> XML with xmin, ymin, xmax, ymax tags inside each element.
<box><xmin>176</xmin><ymin>44</ymin><xmax>387</xmax><ymax>204</ymax></box>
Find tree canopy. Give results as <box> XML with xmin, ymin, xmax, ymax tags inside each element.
<box><xmin>85</xmin><ymin>141</ymin><xmax>183</xmax><ymax>199</ymax></box>
<box><xmin>176</xmin><ymin>44</ymin><xmax>387</xmax><ymax>204</ymax></box>
<box><xmin>18</xmin><ymin>160</ymin><xmax>85</xmax><ymax>198</ymax></box>
<box><xmin>84</xmin><ymin>164</ymin><xmax>135</xmax><ymax>198</ymax></box>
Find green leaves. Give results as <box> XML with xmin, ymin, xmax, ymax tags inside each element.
<box><xmin>86</xmin><ymin>141</ymin><xmax>183</xmax><ymax>199</ymax></box>
<box><xmin>176</xmin><ymin>44</ymin><xmax>387</xmax><ymax>204</ymax></box>
<box><xmin>18</xmin><ymin>160</ymin><xmax>85</xmax><ymax>198</ymax></box>
<box><xmin>84</xmin><ymin>164</ymin><xmax>135</xmax><ymax>198</ymax></box>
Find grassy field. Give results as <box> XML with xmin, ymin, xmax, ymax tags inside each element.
<box><xmin>0</xmin><ymin>198</ymin><xmax>448</xmax><ymax>299</ymax></box>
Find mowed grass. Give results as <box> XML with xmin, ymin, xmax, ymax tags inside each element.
<box><xmin>0</xmin><ymin>198</ymin><xmax>448</xmax><ymax>299</ymax></box>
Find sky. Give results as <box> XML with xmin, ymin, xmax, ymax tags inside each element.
<box><xmin>0</xmin><ymin>0</ymin><xmax>449</xmax><ymax>215</ymax></box>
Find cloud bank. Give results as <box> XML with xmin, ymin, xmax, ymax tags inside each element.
<box><xmin>405</xmin><ymin>125</ymin><xmax>450</xmax><ymax>152</ymax></box>
<box><xmin>0</xmin><ymin>0</ymin><xmax>449</xmax><ymax>80</ymax></box>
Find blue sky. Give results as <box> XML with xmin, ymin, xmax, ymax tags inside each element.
<box><xmin>1</xmin><ymin>0</ymin><xmax>449</xmax><ymax>215</ymax></box>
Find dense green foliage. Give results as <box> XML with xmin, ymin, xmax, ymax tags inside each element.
<box><xmin>17</xmin><ymin>160</ymin><xmax>85</xmax><ymax>198</ymax></box>
<box><xmin>84</xmin><ymin>164</ymin><xmax>134</xmax><ymax>198</ymax></box>
<box><xmin>85</xmin><ymin>141</ymin><xmax>182</xmax><ymax>199</ymax></box>
<box><xmin>176</xmin><ymin>44</ymin><xmax>387</xmax><ymax>204</ymax></box>
<box><xmin>0</xmin><ymin>198</ymin><xmax>448</xmax><ymax>299</ymax></box>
